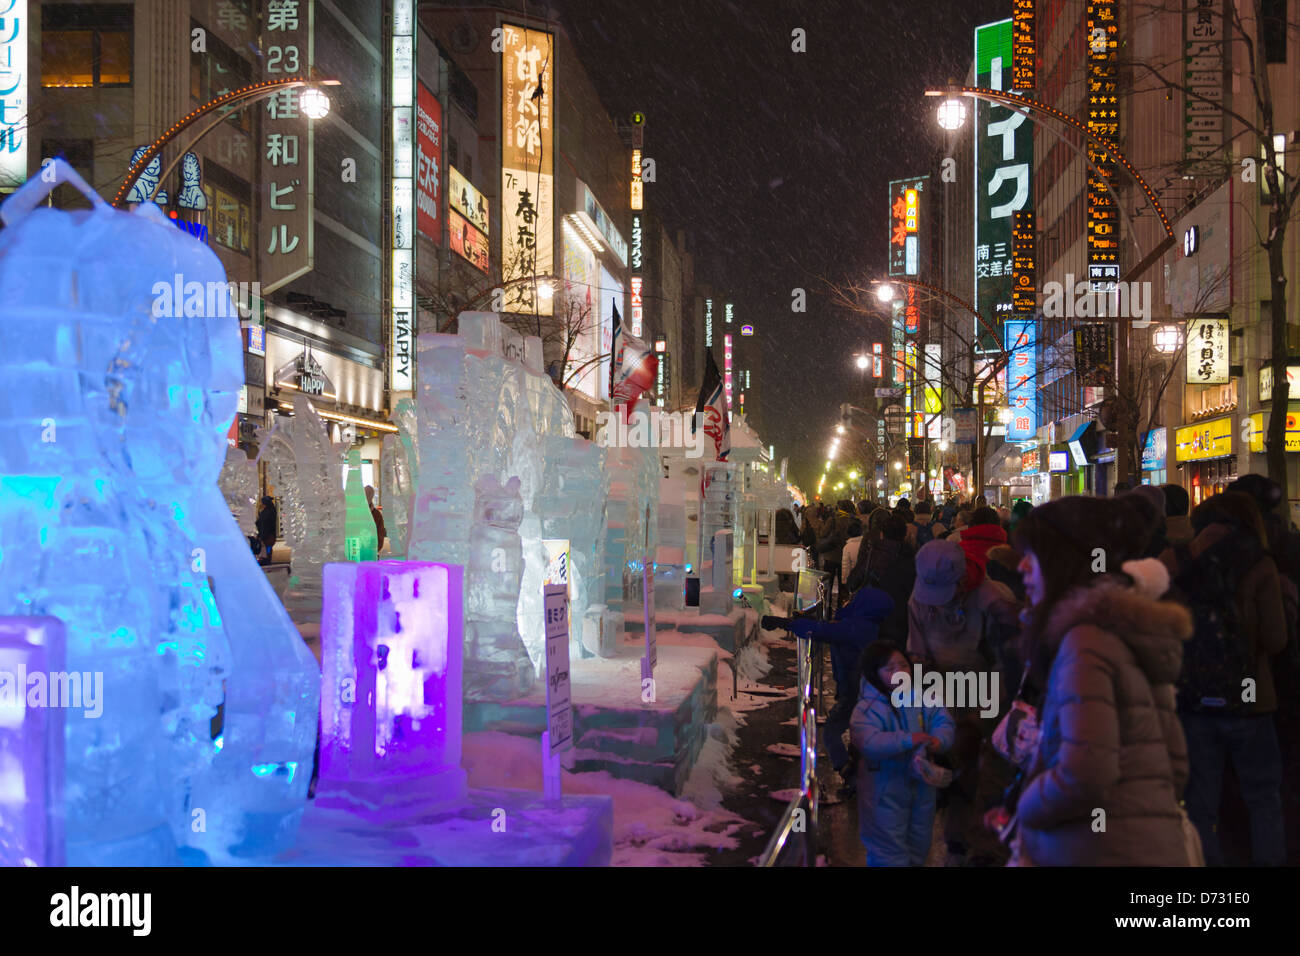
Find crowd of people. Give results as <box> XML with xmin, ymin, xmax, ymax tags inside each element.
<box><xmin>766</xmin><ymin>478</ymin><xmax>1300</xmax><ymax>867</ymax></box>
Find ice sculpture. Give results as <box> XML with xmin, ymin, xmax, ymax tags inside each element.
<box><xmin>219</xmin><ymin>444</ymin><xmax>260</xmax><ymax>535</ymax></box>
<box><xmin>257</xmin><ymin>393</ymin><xmax>346</xmax><ymax>623</ymax></box>
<box><xmin>0</xmin><ymin>162</ymin><xmax>317</xmax><ymax>864</ymax></box>
<box><xmin>0</xmin><ymin>617</ymin><xmax>66</xmax><ymax>867</ymax></box>
<box><xmin>343</xmin><ymin>447</ymin><xmax>378</xmax><ymax>562</ymax></box>
<box><xmin>404</xmin><ymin>313</ymin><xmax>602</xmax><ymax>700</ymax></box>
<box><xmin>318</xmin><ymin>561</ymin><xmax>466</xmax><ymax>818</ymax></box>
<box><xmin>465</xmin><ymin>475</ymin><xmax>529</xmax><ymax>700</ymax></box>
<box><xmin>379</xmin><ymin>397</ymin><xmax>418</xmax><ymax>559</ymax></box>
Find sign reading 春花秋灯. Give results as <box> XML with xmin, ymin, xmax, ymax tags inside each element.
<box><xmin>1185</xmin><ymin>0</ymin><xmax>1225</xmax><ymax>177</ymax></box>
<box><xmin>543</xmin><ymin>583</ymin><xmax>572</xmax><ymax>756</ymax></box>
<box><xmin>501</xmin><ymin>23</ymin><xmax>554</xmax><ymax>317</ymax></box>
<box><xmin>0</xmin><ymin>1</ymin><xmax>27</xmax><ymax>191</ymax></box>
<box><xmin>389</xmin><ymin>0</ymin><xmax>416</xmax><ymax>392</ymax></box>
<box><xmin>888</xmin><ymin>177</ymin><xmax>927</xmax><ymax>277</ymax></box>
<box><xmin>260</xmin><ymin>0</ymin><xmax>314</xmax><ymax>295</ymax></box>
<box><xmin>975</xmin><ymin>19</ymin><xmax>1032</xmax><ymax>352</ymax></box>
<box><xmin>1087</xmin><ymin>0</ymin><xmax>1120</xmax><ymax>288</ymax></box>
<box><xmin>1005</xmin><ymin>319</ymin><xmax>1038</xmax><ymax>441</ymax></box>
<box><xmin>1187</xmin><ymin>316</ymin><xmax>1229</xmax><ymax>385</ymax></box>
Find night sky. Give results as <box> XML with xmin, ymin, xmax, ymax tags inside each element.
<box><xmin>555</xmin><ymin>0</ymin><xmax>1011</xmax><ymax>493</ymax></box>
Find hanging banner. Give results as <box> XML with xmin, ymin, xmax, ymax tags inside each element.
<box><xmin>501</xmin><ymin>23</ymin><xmax>554</xmax><ymax>317</ymax></box>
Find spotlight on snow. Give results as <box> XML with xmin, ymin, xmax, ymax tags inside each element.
<box><xmin>937</xmin><ymin>98</ymin><xmax>967</xmax><ymax>131</ymax></box>
<box><xmin>874</xmin><ymin>283</ymin><xmax>895</xmax><ymax>303</ymax></box>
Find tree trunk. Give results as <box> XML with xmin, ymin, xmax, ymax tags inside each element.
<box><xmin>1266</xmin><ymin>218</ymin><xmax>1290</xmax><ymax>493</ymax></box>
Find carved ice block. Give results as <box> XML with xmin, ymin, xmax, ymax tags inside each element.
<box><xmin>0</xmin><ymin>617</ymin><xmax>65</xmax><ymax>867</ymax></box>
<box><xmin>318</xmin><ymin>561</ymin><xmax>467</xmax><ymax>818</ymax></box>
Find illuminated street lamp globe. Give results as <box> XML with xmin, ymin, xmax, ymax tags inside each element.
<box><xmin>893</xmin><ymin>461</ymin><xmax>903</xmax><ymax>471</ymax></box>
<box><xmin>1153</xmin><ymin>323</ymin><xmax>1184</xmax><ymax>354</ymax></box>
<box><xmin>300</xmin><ymin>87</ymin><xmax>331</xmax><ymax>119</ymax></box>
<box><xmin>848</xmin><ymin>470</ymin><xmax>859</xmax><ymax>480</ymax></box>
<box><xmin>856</xmin><ymin>354</ymin><xmax>870</xmax><ymax>370</ymax></box>
<box><xmin>875</xmin><ymin>283</ymin><xmax>895</xmax><ymax>303</ymax></box>
<box><xmin>937</xmin><ymin>98</ymin><xmax>967</xmax><ymax>131</ymax></box>
<box><xmin>836</xmin><ymin>424</ymin><xmax>846</xmax><ymax>435</ymax></box>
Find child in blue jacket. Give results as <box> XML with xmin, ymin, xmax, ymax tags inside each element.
<box><xmin>850</xmin><ymin>641</ymin><xmax>955</xmax><ymax>866</ymax></box>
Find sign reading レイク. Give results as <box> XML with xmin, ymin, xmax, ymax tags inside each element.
<box><xmin>975</xmin><ymin>19</ymin><xmax>1032</xmax><ymax>352</ymax></box>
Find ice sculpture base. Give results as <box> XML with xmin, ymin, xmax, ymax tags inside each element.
<box><xmin>624</xmin><ymin>605</ymin><xmax>758</xmax><ymax>654</ymax></box>
<box><xmin>275</xmin><ymin>788</ymin><xmax>612</xmax><ymax>866</ymax></box>
<box><xmin>66</xmin><ymin>823</ymin><xmax>182</xmax><ymax>868</ymax></box>
<box><xmin>464</xmin><ymin>644</ymin><xmax>719</xmax><ymax>796</ymax></box>
<box><xmin>313</xmin><ymin>765</ymin><xmax>469</xmax><ymax>822</ymax></box>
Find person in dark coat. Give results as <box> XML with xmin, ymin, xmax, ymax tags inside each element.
<box><xmin>365</xmin><ymin>485</ymin><xmax>386</xmax><ymax>552</ymax></box>
<box><xmin>765</xmin><ymin>586</ymin><xmax>896</xmax><ymax>790</ymax></box>
<box><xmin>774</xmin><ymin>508</ymin><xmax>802</xmax><ymax>545</ymax></box>
<box><xmin>1159</xmin><ymin>491</ymin><xmax>1288</xmax><ymax>866</ymax></box>
<box><xmin>847</xmin><ymin>513</ymin><xmax>916</xmax><ymax>646</ymax></box>
<box><xmin>255</xmin><ymin>495</ymin><xmax>278</xmax><ymax>566</ymax></box>
<box><xmin>991</xmin><ymin>495</ymin><xmax>1194</xmax><ymax>866</ymax></box>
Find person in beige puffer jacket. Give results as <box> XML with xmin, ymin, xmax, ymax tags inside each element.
<box><xmin>997</xmin><ymin>495</ymin><xmax>1194</xmax><ymax>866</ymax></box>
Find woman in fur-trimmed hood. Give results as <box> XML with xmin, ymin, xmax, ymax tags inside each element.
<box><xmin>1003</xmin><ymin>495</ymin><xmax>1194</xmax><ymax>866</ymax></box>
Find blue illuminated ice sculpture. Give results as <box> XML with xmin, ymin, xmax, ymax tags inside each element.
<box><xmin>0</xmin><ymin>162</ymin><xmax>317</xmax><ymax>864</ymax></box>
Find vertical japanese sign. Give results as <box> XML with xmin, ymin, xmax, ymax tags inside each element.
<box><xmin>1087</xmin><ymin>0</ymin><xmax>1120</xmax><ymax>288</ymax></box>
<box><xmin>630</xmin><ymin>148</ymin><xmax>643</xmax><ymax>210</ymax></box>
<box><xmin>975</xmin><ymin>19</ymin><xmax>1031</xmax><ymax>352</ymax></box>
<box><xmin>416</xmin><ymin>81</ymin><xmax>442</xmax><ymax>244</ymax></box>
<box><xmin>543</xmin><ymin>583</ymin><xmax>572</xmax><ymax>756</ymax></box>
<box><xmin>888</xmin><ymin>176</ymin><xmax>926</xmax><ymax>277</ymax></box>
<box><xmin>260</xmin><ymin>0</ymin><xmax>314</xmax><ymax>294</ymax></box>
<box><xmin>0</xmin><ymin>1</ymin><xmax>27</xmax><ymax>191</ymax></box>
<box><xmin>1186</xmin><ymin>316</ymin><xmax>1229</xmax><ymax>384</ymax></box>
<box><xmin>724</xmin><ymin>333</ymin><xmax>734</xmax><ymax>420</ymax></box>
<box><xmin>1005</xmin><ymin>319</ymin><xmax>1038</xmax><ymax>441</ymax></box>
<box><xmin>1184</xmin><ymin>0</ymin><xmax>1224</xmax><ymax>176</ymax></box>
<box><xmin>389</xmin><ymin>0</ymin><xmax>415</xmax><ymax>392</ymax></box>
<box><xmin>501</xmin><ymin>23</ymin><xmax>554</xmax><ymax>317</ymax></box>
<box><xmin>1072</xmin><ymin>323</ymin><xmax>1114</xmax><ymax>386</ymax></box>
<box><xmin>1011</xmin><ymin>209</ymin><xmax>1036</xmax><ymax>314</ymax></box>
<box><xmin>1011</xmin><ymin>0</ymin><xmax>1035</xmax><ymax>90</ymax></box>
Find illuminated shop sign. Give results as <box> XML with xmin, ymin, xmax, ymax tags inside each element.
<box><xmin>501</xmin><ymin>22</ymin><xmax>554</xmax><ymax>316</ymax></box>
<box><xmin>888</xmin><ymin>176</ymin><xmax>927</xmax><ymax>277</ymax></box>
<box><xmin>449</xmin><ymin>208</ymin><xmax>489</xmax><ymax>272</ymax></box>
<box><xmin>1087</xmin><ymin>0</ymin><xmax>1120</xmax><ymax>281</ymax></box>
<box><xmin>1012</xmin><ymin>0</ymin><xmax>1035</xmax><ymax>90</ymax></box>
<box><xmin>390</xmin><ymin>0</ymin><xmax>414</xmax><ymax>391</ymax></box>
<box><xmin>631</xmin><ymin>148</ymin><xmax>643</xmax><ymax>210</ymax></box>
<box><xmin>1186</xmin><ymin>316</ymin><xmax>1229</xmax><ymax>385</ymax></box>
<box><xmin>449</xmin><ymin>165</ymin><xmax>488</xmax><ymax>236</ymax></box>
<box><xmin>1011</xmin><ymin>209</ymin><xmax>1036</xmax><ymax>314</ymax></box>
<box><xmin>1005</xmin><ymin>319</ymin><xmax>1038</xmax><ymax>441</ymax></box>
<box><xmin>0</xmin><ymin>0</ymin><xmax>26</xmax><ymax>189</ymax></box>
<box><xmin>630</xmin><ymin>276</ymin><xmax>644</xmax><ymax>336</ymax></box>
<box><xmin>631</xmin><ymin>214</ymin><xmax>643</xmax><ymax>270</ymax></box>
<box><xmin>1175</xmin><ymin>416</ymin><xmax>1232</xmax><ymax>462</ymax></box>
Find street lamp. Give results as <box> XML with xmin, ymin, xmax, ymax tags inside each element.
<box><xmin>936</xmin><ymin>98</ymin><xmax>967</xmax><ymax>130</ymax></box>
<box><xmin>893</xmin><ymin>461</ymin><xmax>902</xmax><ymax>471</ymax></box>
<box><xmin>856</xmin><ymin>354</ymin><xmax>870</xmax><ymax>370</ymax></box>
<box><xmin>1153</xmin><ymin>323</ymin><xmax>1184</xmax><ymax>354</ymax></box>
<box><xmin>836</xmin><ymin>424</ymin><xmax>846</xmax><ymax>435</ymax></box>
<box><xmin>299</xmin><ymin>87</ymin><xmax>331</xmax><ymax>119</ymax></box>
<box><xmin>875</xmin><ymin>283</ymin><xmax>896</xmax><ymax>303</ymax></box>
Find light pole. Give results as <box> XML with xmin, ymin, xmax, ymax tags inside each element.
<box><xmin>114</xmin><ymin>76</ymin><xmax>340</xmax><ymax>209</ymax></box>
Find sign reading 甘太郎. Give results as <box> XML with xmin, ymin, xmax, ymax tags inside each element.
<box><xmin>501</xmin><ymin>23</ymin><xmax>554</xmax><ymax>317</ymax></box>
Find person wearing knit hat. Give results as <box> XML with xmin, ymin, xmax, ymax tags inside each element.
<box><xmin>908</xmin><ymin>538</ymin><xmax>1018</xmax><ymax>864</ymax></box>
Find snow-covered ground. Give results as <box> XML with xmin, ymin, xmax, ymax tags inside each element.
<box><xmin>461</xmin><ymin>620</ymin><xmax>795</xmax><ymax>865</ymax></box>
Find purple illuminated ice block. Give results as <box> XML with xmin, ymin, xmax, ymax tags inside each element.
<box><xmin>317</xmin><ymin>561</ymin><xmax>467</xmax><ymax>819</ymax></box>
<box><xmin>0</xmin><ymin>617</ymin><xmax>66</xmax><ymax>867</ymax></box>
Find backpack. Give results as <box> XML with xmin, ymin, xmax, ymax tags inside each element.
<box><xmin>1170</xmin><ymin>540</ymin><xmax>1259</xmax><ymax>714</ymax></box>
<box><xmin>915</xmin><ymin>519</ymin><xmax>936</xmax><ymax>548</ymax></box>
